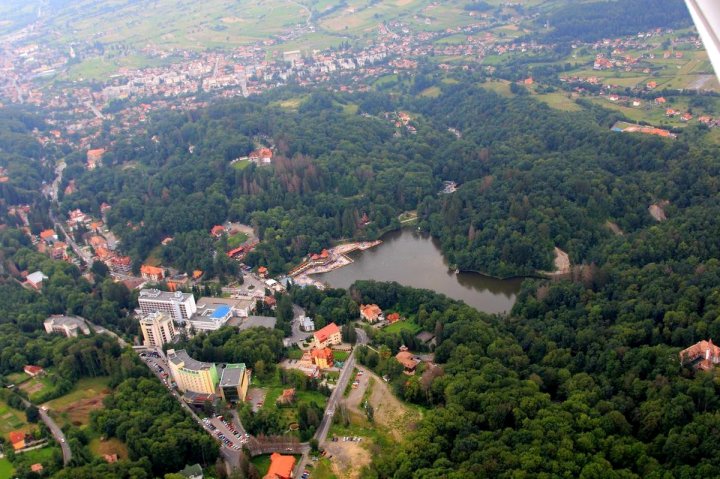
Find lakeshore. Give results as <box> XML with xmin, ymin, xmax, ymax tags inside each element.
<box><xmin>290</xmin><ymin>240</ymin><xmax>383</xmax><ymax>289</ymax></box>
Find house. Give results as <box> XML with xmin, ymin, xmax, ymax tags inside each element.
<box><xmin>416</xmin><ymin>331</ymin><xmax>436</xmax><ymax>346</ymax></box>
<box><xmin>679</xmin><ymin>339</ymin><xmax>720</xmax><ymax>370</ymax></box>
<box><xmin>39</xmin><ymin>229</ymin><xmax>57</xmax><ymax>243</ymax></box>
<box><xmin>386</xmin><ymin>313</ymin><xmax>401</xmax><ymax>324</ymax></box>
<box><xmin>103</xmin><ymin>454</ymin><xmax>118</xmax><ymax>463</ymax></box>
<box><xmin>210</xmin><ymin>225</ymin><xmax>225</xmax><ymax>237</ymax></box>
<box><xmin>9</xmin><ymin>431</ymin><xmax>26</xmax><ymax>451</ymax></box>
<box><xmin>395</xmin><ymin>346</ymin><xmax>420</xmax><ymax>375</ymax></box>
<box><xmin>141</xmin><ymin>264</ymin><xmax>164</xmax><ymax>282</ymax></box>
<box><xmin>313</xmin><ymin>322</ymin><xmax>342</xmax><ymax>349</ymax></box>
<box><xmin>264</xmin><ymin>296</ymin><xmax>277</xmax><ymax>308</ymax></box>
<box><xmin>264</xmin><ymin>452</ymin><xmax>295</xmax><ymax>479</ymax></box>
<box><xmin>311</xmin><ymin>347</ymin><xmax>335</xmax><ymax>369</ymax></box>
<box><xmin>86</xmin><ymin>148</ymin><xmax>105</xmax><ymax>170</ymax></box>
<box><xmin>24</xmin><ymin>365</ymin><xmax>45</xmax><ymax>377</ymax></box>
<box><xmin>26</xmin><ymin>271</ymin><xmax>48</xmax><ymax>289</ymax></box>
<box><xmin>258</xmin><ymin>266</ymin><xmax>268</xmax><ymax>277</ymax></box>
<box><xmin>646</xmin><ymin>81</ymin><xmax>657</xmax><ymax>89</ymax></box>
<box><xmin>655</xmin><ymin>97</ymin><xmax>667</xmax><ymax>104</ymax></box>
<box><xmin>31</xmin><ymin>464</ymin><xmax>44</xmax><ymax>473</ymax></box>
<box><xmin>360</xmin><ymin>304</ymin><xmax>383</xmax><ymax>323</ymax></box>
<box><xmin>227</xmin><ymin>246</ymin><xmax>244</xmax><ymax>258</ymax></box>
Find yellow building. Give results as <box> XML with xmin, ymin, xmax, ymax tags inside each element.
<box><xmin>219</xmin><ymin>364</ymin><xmax>249</xmax><ymax>403</ymax></box>
<box><xmin>140</xmin><ymin>311</ymin><xmax>177</xmax><ymax>348</ymax></box>
<box><xmin>167</xmin><ymin>349</ymin><xmax>219</xmax><ymax>395</ymax></box>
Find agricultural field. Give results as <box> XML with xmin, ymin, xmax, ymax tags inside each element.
<box><xmin>42</xmin><ymin>377</ymin><xmax>111</xmax><ymax>427</ymax></box>
<box><xmin>0</xmin><ymin>399</ymin><xmax>32</xmax><ymax>442</ymax></box>
<box><xmin>18</xmin><ymin>375</ymin><xmax>55</xmax><ymax>403</ymax></box>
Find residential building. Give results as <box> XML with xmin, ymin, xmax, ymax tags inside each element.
<box><xmin>9</xmin><ymin>431</ymin><xmax>25</xmax><ymax>451</ymax></box>
<box><xmin>395</xmin><ymin>346</ymin><xmax>420</xmax><ymax>375</ymax></box>
<box><xmin>311</xmin><ymin>347</ymin><xmax>334</xmax><ymax>369</ymax></box>
<box><xmin>679</xmin><ymin>339</ymin><xmax>720</xmax><ymax>370</ymax></box>
<box><xmin>386</xmin><ymin>312</ymin><xmax>400</xmax><ymax>324</ymax></box>
<box><xmin>313</xmin><ymin>322</ymin><xmax>341</xmax><ymax>349</ymax></box>
<box><xmin>39</xmin><ymin>229</ymin><xmax>57</xmax><ymax>243</ymax></box>
<box><xmin>44</xmin><ymin>315</ymin><xmax>90</xmax><ymax>337</ymax></box>
<box><xmin>26</xmin><ymin>271</ymin><xmax>48</xmax><ymax>289</ymax></box>
<box><xmin>360</xmin><ymin>304</ymin><xmax>384</xmax><ymax>323</ymax></box>
<box><xmin>24</xmin><ymin>365</ymin><xmax>45</xmax><ymax>377</ymax></box>
<box><xmin>264</xmin><ymin>452</ymin><xmax>295</xmax><ymax>479</ymax></box>
<box><xmin>140</xmin><ymin>311</ymin><xmax>178</xmax><ymax>348</ymax></box>
<box><xmin>218</xmin><ymin>363</ymin><xmax>249</xmax><ymax>403</ymax></box>
<box><xmin>167</xmin><ymin>349</ymin><xmax>219</xmax><ymax>395</ymax></box>
<box><xmin>139</xmin><ymin>289</ymin><xmax>197</xmax><ymax>323</ymax></box>
<box><xmin>141</xmin><ymin>264</ymin><xmax>165</xmax><ymax>282</ymax></box>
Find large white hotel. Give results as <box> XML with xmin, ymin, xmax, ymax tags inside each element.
<box><xmin>138</xmin><ymin>289</ymin><xmax>197</xmax><ymax>324</ymax></box>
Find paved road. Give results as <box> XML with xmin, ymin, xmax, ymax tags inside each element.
<box><xmin>87</xmin><ymin>320</ymin><xmax>128</xmax><ymax>348</ymax></box>
<box><xmin>289</xmin><ymin>304</ymin><xmax>313</xmax><ymax>345</ymax></box>
<box><xmin>18</xmin><ymin>397</ymin><xmax>71</xmax><ymax>465</ymax></box>
<box><xmin>313</xmin><ymin>327</ymin><xmax>368</xmax><ymax>445</ymax></box>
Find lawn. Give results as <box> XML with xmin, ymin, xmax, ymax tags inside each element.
<box><xmin>20</xmin><ymin>375</ymin><xmax>55</xmax><ymax>402</ymax></box>
<box><xmin>383</xmin><ymin>320</ymin><xmax>421</xmax><ymax>335</ymax></box>
<box><xmin>309</xmin><ymin>458</ymin><xmax>337</xmax><ymax>479</ymax></box>
<box><xmin>287</xmin><ymin>349</ymin><xmax>304</xmax><ymax>360</ymax></box>
<box><xmin>43</xmin><ymin>376</ymin><xmax>111</xmax><ymax>427</ymax></box>
<box><xmin>0</xmin><ymin>458</ymin><xmax>14</xmax><ymax>479</ymax></box>
<box><xmin>420</xmin><ymin>86</ymin><xmax>441</xmax><ymax>98</ymax></box>
<box><xmin>19</xmin><ymin>446</ymin><xmax>59</xmax><ymax>466</ymax></box>
<box><xmin>332</xmin><ymin>350</ymin><xmax>349</xmax><ymax>362</ymax></box>
<box><xmin>89</xmin><ymin>437</ymin><xmax>129</xmax><ymax>460</ymax></box>
<box><xmin>536</xmin><ymin>92</ymin><xmax>582</xmax><ymax>112</ymax></box>
<box><xmin>5</xmin><ymin>372</ymin><xmax>29</xmax><ymax>385</ymax></box>
<box><xmin>232</xmin><ymin>160</ymin><xmax>251</xmax><ymax>170</ymax></box>
<box><xmin>250</xmin><ymin>454</ymin><xmax>272</xmax><ymax>476</ymax></box>
<box><xmin>226</xmin><ymin>232</ymin><xmax>249</xmax><ymax>249</ymax></box>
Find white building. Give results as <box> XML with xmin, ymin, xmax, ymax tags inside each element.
<box><xmin>44</xmin><ymin>315</ymin><xmax>91</xmax><ymax>337</ymax></box>
<box><xmin>139</xmin><ymin>311</ymin><xmax>178</xmax><ymax>348</ymax></box>
<box><xmin>299</xmin><ymin>315</ymin><xmax>315</xmax><ymax>332</ymax></box>
<box><xmin>138</xmin><ymin>289</ymin><xmax>197</xmax><ymax>324</ymax></box>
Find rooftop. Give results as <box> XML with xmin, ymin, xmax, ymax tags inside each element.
<box><xmin>219</xmin><ymin>363</ymin><xmax>247</xmax><ymax>387</ymax></box>
<box><xmin>45</xmin><ymin>315</ymin><xmax>88</xmax><ymax>328</ymax></box>
<box><xmin>140</xmin><ymin>289</ymin><xmax>193</xmax><ymax>302</ymax></box>
<box><xmin>167</xmin><ymin>349</ymin><xmax>215</xmax><ymax>372</ymax></box>
<box><xmin>210</xmin><ymin>305</ymin><xmax>231</xmax><ymax>320</ymax></box>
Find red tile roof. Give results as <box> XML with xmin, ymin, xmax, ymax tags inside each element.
<box><xmin>265</xmin><ymin>452</ymin><xmax>295</xmax><ymax>479</ymax></box>
<box><xmin>314</xmin><ymin>322</ymin><xmax>340</xmax><ymax>343</ymax></box>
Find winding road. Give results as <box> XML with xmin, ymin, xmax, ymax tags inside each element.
<box><xmin>17</xmin><ymin>397</ymin><xmax>71</xmax><ymax>465</ymax></box>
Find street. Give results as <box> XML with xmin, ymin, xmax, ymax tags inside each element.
<box><xmin>17</xmin><ymin>397</ymin><xmax>71</xmax><ymax>465</ymax></box>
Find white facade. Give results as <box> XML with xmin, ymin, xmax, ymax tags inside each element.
<box><xmin>138</xmin><ymin>289</ymin><xmax>197</xmax><ymax>323</ymax></box>
<box><xmin>44</xmin><ymin>315</ymin><xmax>90</xmax><ymax>337</ymax></box>
<box><xmin>140</xmin><ymin>311</ymin><xmax>178</xmax><ymax>348</ymax></box>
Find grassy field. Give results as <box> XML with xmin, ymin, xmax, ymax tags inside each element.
<box><xmin>308</xmin><ymin>458</ymin><xmax>337</xmax><ymax>479</ymax></box>
<box><xmin>19</xmin><ymin>446</ymin><xmax>58</xmax><ymax>465</ymax></box>
<box><xmin>19</xmin><ymin>375</ymin><xmax>55</xmax><ymax>403</ymax></box>
<box><xmin>226</xmin><ymin>232</ymin><xmax>249</xmax><ymax>249</ymax></box>
<box><xmin>332</xmin><ymin>350</ymin><xmax>349</xmax><ymax>362</ymax></box>
<box><xmin>536</xmin><ymin>92</ymin><xmax>582</xmax><ymax>112</ymax></box>
<box><xmin>5</xmin><ymin>372</ymin><xmax>29</xmax><ymax>385</ymax></box>
<box><xmin>382</xmin><ymin>319</ymin><xmax>421</xmax><ymax>335</ymax></box>
<box><xmin>43</xmin><ymin>377</ymin><xmax>111</xmax><ymax>427</ymax></box>
<box><xmin>0</xmin><ymin>457</ymin><xmax>14</xmax><ymax>479</ymax></box>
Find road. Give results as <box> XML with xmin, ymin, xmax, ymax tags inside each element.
<box><xmin>87</xmin><ymin>321</ymin><xmax>128</xmax><ymax>348</ymax></box>
<box><xmin>17</xmin><ymin>397</ymin><xmax>71</xmax><ymax>465</ymax></box>
<box><xmin>289</xmin><ymin>304</ymin><xmax>313</xmax><ymax>345</ymax></box>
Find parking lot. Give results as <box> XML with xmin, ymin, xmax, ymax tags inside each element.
<box><xmin>204</xmin><ymin>415</ymin><xmax>249</xmax><ymax>451</ymax></box>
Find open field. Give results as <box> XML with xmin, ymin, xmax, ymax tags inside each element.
<box><xmin>382</xmin><ymin>319</ymin><xmax>421</xmax><ymax>335</ymax></box>
<box><xmin>308</xmin><ymin>457</ymin><xmax>339</xmax><ymax>479</ymax></box>
<box><xmin>42</xmin><ymin>376</ymin><xmax>111</xmax><ymax>427</ymax></box>
<box><xmin>18</xmin><ymin>376</ymin><xmax>55</xmax><ymax>403</ymax></box>
<box><xmin>5</xmin><ymin>372</ymin><xmax>29</xmax><ymax>385</ymax></box>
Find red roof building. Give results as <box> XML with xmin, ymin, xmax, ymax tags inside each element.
<box><xmin>386</xmin><ymin>313</ymin><xmax>401</xmax><ymax>324</ymax></box>
<box><xmin>311</xmin><ymin>347</ymin><xmax>335</xmax><ymax>369</ymax></box>
<box><xmin>360</xmin><ymin>304</ymin><xmax>383</xmax><ymax>323</ymax></box>
<box><xmin>264</xmin><ymin>452</ymin><xmax>295</xmax><ymax>479</ymax></box>
<box><xmin>24</xmin><ymin>365</ymin><xmax>45</xmax><ymax>377</ymax></box>
<box><xmin>680</xmin><ymin>339</ymin><xmax>720</xmax><ymax>371</ymax></box>
<box><xmin>210</xmin><ymin>225</ymin><xmax>225</xmax><ymax>237</ymax></box>
<box><xmin>313</xmin><ymin>322</ymin><xmax>341</xmax><ymax>348</ymax></box>
<box><xmin>140</xmin><ymin>265</ymin><xmax>164</xmax><ymax>282</ymax></box>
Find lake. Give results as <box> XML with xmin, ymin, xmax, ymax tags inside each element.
<box><xmin>315</xmin><ymin>229</ymin><xmax>524</xmax><ymax>314</ymax></box>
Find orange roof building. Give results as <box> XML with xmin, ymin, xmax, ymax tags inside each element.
<box><xmin>31</xmin><ymin>464</ymin><xmax>44</xmax><ymax>472</ymax></box>
<box><xmin>210</xmin><ymin>225</ymin><xmax>225</xmax><ymax>237</ymax></box>
<box><xmin>680</xmin><ymin>339</ymin><xmax>720</xmax><ymax>371</ymax></box>
<box><xmin>311</xmin><ymin>347</ymin><xmax>335</xmax><ymax>369</ymax></box>
<box><xmin>9</xmin><ymin>431</ymin><xmax>25</xmax><ymax>451</ymax></box>
<box><xmin>360</xmin><ymin>304</ymin><xmax>383</xmax><ymax>323</ymax></box>
<box><xmin>140</xmin><ymin>265</ymin><xmax>164</xmax><ymax>282</ymax></box>
<box><xmin>264</xmin><ymin>452</ymin><xmax>295</xmax><ymax>479</ymax></box>
<box><xmin>24</xmin><ymin>365</ymin><xmax>44</xmax><ymax>377</ymax></box>
<box><xmin>386</xmin><ymin>313</ymin><xmax>401</xmax><ymax>324</ymax></box>
<box><xmin>395</xmin><ymin>347</ymin><xmax>420</xmax><ymax>374</ymax></box>
<box><xmin>313</xmin><ymin>322</ymin><xmax>341</xmax><ymax>349</ymax></box>
<box><xmin>258</xmin><ymin>266</ymin><xmax>268</xmax><ymax>277</ymax></box>
<box><xmin>39</xmin><ymin>229</ymin><xmax>57</xmax><ymax>242</ymax></box>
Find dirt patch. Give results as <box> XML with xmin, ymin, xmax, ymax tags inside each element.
<box><xmin>62</xmin><ymin>395</ymin><xmax>108</xmax><ymax>425</ymax></box>
<box><xmin>605</xmin><ymin>221</ymin><xmax>624</xmax><ymax>236</ymax></box>
<box><xmin>19</xmin><ymin>380</ymin><xmax>45</xmax><ymax>395</ymax></box>
<box><xmin>649</xmin><ymin>201</ymin><xmax>669</xmax><ymax>222</ymax></box>
<box><xmin>325</xmin><ymin>440</ymin><xmax>371</xmax><ymax>479</ymax></box>
<box><xmin>246</xmin><ymin>388</ymin><xmax>267</xmax><ymax>412</ymax></box>
<box><xmin>368</xmin><ymin>376</ymin><xmax>420</xmax><ymax>441</ymax></box>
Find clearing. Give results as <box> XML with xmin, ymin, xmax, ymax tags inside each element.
<box><xmin>42</xmin><ymin>376</ymin><xmax>111</xmax><ymax>427</ymax></box>
<box><xmin>0</xmin><ymin>399</ymin><xmax>32</xmax><ymax>441</ymax></box>
<box><xmin>89</xmin><ymin>437</ymin><xmax>129</xmax><ymax>460</ymax></box>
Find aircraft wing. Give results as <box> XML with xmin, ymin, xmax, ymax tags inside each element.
<box><xmin>685</xmin><ymin>0</ymin><xmax>720</xmax><ymax>84</ymax></box>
